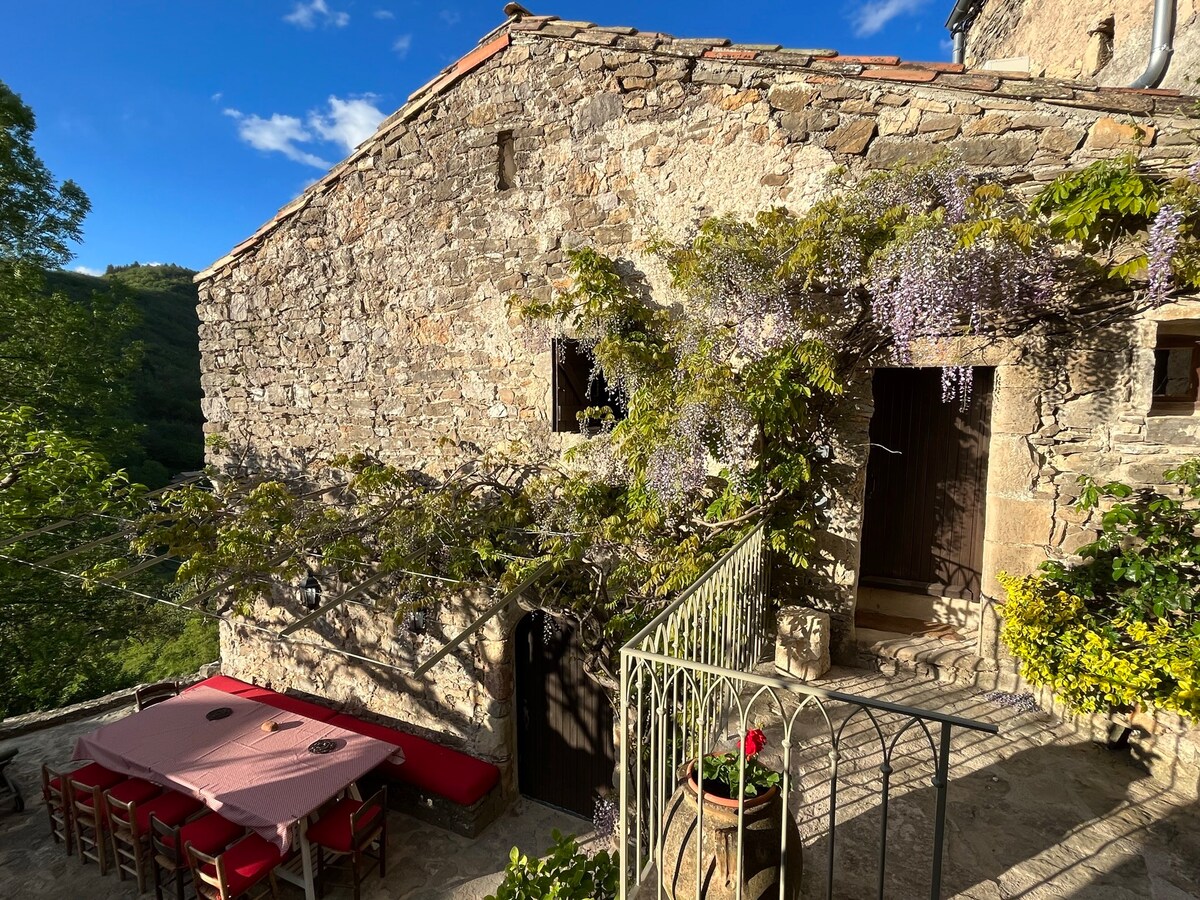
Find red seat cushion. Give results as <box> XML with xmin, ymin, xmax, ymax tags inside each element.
<box><xmin>107</xmin><ymin>777</ymin><xmax>162</xmax><ymax>806</ymax></box>
<box><xmin>251</xmin><ymin>692</ymin><xmax>337</xmax><ymax>722</ymax></box>
<box><xmin>125</xmin><ymin>791</ymin><xmax>204</xmax><ymax>833</ymax></box>
<box><xmin>328</xmin><ymin>714</ymin><xmax>500</xmax><ymax>807</ymax></box>
<box><xmin>306</xmin><ymin>797</ymin><xmax>382</xmax><ymax>853</ymax></box>
<box><xmin>183</xmin><ymin>674</ymin><xmax>260</xmax><ymax>696</ymax></box>
<box><xmin>166</xmin><ymin>812</ymin><xmax>244</xmax><ymax>858</ymax></box>
<box><xmin>58</xmin><ymin>762</ymin><xmax>123</xmax><ymax>793</ymax></box>
<box><xmin>197</xmin><ymin>833</ymin><xmax>281</xmax><ymax>895</ymax></box>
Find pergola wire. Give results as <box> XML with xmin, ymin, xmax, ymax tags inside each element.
<box><xmin>0</xmin><ymin>470</ymin><xmax>550</xmax><ymax>675</ymax></box>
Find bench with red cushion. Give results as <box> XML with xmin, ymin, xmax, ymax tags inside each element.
<box><xmin>182</xmin><ymin>675</ymin><xmax>260</xmax><ymax>697</ymax></box>
<box><xmin>186</xmin><ymin>676</ymin><xmax>338</xmax><ymax>722</ymax></box>
<box><xmin>328</xmin><ymin>713</ymin><xmax>500</xmax><ymax>807</ymax></box>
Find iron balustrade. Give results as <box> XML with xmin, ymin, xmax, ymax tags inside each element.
<box><xmin>618</xmin><ymin>523</ymin><xmax>998</xmax><ymax>900</ymax></box>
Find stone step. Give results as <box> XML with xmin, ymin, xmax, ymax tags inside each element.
<box><xmin>854</xmin><ymin>627</ymin><xmax>1021</xmax><ymax>688</ymax></box>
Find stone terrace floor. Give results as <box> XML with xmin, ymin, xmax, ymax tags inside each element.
<box><xmin>2</xmin><ymin>667</ymin><xmax>1199</xmax><ymax>899</ymax></box>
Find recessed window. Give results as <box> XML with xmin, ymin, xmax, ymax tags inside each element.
<box><xmin>497</xmin><ymin>130</ymin><xmax>516</xmax><ymax>191</ymax></box>
<box><xmin>1152</xmin><ymin>335</ymin><xmax>1200</xmax><ymax>411</ymax></box>
<box><xmin>551</xmin><ymin>338</ymin><xmax>626</xmax><ymax>433</ymax></box>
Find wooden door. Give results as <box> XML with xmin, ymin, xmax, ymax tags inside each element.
<box><xmin>515</xmin><ymin>611</ymin><xmax>615</xmax><ymax>817</ymax></box>
<box><xmin>859</xmin><ymin>367</ymin><xmax>994</xmax><ymax>601</ymax></box>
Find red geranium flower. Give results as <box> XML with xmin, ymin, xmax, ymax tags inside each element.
<box><xmin>738</xmin><ymin>728</ymin><xmax>766</xmax><ymax>757</ymax></box>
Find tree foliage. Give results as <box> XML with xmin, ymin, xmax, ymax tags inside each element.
<box><xmin>0</xmin><ymin>80</ymin><xmax>214</xmax><ymax>717</ymax></box>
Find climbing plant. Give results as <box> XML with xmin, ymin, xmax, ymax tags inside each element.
<box><xmin>127</xmin><ymin>155</ymin><xmax>1200</xmax><ymax>692</ymax></box>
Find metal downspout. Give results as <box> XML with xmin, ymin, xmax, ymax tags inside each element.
<box><xmin>1130</xmin><ymin>0</ymin><xmax>1177</xmax><ymax>88</ymax></box>
<box><xmin>952</xmin><ymin>27</ymin><xmax>967</xmax><ymax>64</ymax></box>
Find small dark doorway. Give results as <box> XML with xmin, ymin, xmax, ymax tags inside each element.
<box><xmin>859</xmin><ymin>367</ymin><xmax>994</xmax><ymax>612</ymax></box>
<box><xmin>514</xmin><ymin>611</ymin><xmax>615</xmax><ymax>817</ymax></box>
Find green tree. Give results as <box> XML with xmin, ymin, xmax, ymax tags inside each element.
<box><xmin>0</xmin><ymin>81</ymin><xmax>215</xmax><ymax>716</ymax></box>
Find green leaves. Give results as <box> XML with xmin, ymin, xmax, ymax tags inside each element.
<box><xmin>1002</xmin><ymin>461</ymin><xmax>1200</xmax><ymax>721</ymax></box>
<box><xmin>486</xmin><ymin>831</ymin><xmax>619</xmax><ymax>900</ymax></box>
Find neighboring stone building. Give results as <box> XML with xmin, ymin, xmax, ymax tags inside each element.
<box><xmin>194</xmin><ymin>9</ymin><xmax>1198</xmax><ymax>815</ymax></box>
<box><xmin>959</xmin><ymin>0</ymin><xmax>1200</xmax><ymax>90</ymax></box>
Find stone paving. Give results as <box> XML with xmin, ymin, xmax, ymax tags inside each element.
<box><xmin>1</xmin><ymin>668</ymin><xmax>1197</xmax><ymax>899</ymax></box>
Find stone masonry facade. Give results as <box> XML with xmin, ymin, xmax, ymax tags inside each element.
<box><xmin>964</xmin><ymin>0</ymin><xmax>1200</xmax><ymax>90</ymax></box>
<box><xmin>195</xmin><ymin>12</ymin><xmax>1199</xmax><ymax>779</ymax></box>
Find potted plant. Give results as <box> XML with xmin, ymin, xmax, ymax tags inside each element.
<box><xmin>660</xmin><ymin>729</ymin><xmax>801</xmax><ymax>900</ymax></box>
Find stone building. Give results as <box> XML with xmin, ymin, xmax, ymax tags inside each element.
<box><xmin>194</xmin><ymin>9</ymin><xmax>1199</xmax><ymax>815</ymax></box>
<box><xmin>955</xmin><ymin>0</ymin><xmax>1200</xmax><ymax>90</ymax></box>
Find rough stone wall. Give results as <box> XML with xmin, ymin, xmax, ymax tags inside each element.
<box><xmin>217</xmin><ymin>586</ymin><xmax>519</xmax><ymax>767</ymax></box>
<box><xmin>195</xmin><ymin>23</ymin><xmax>1199</xmax><ymax>742</ymax></box>
<box><xmin>966</xmin><ymin>0</ymin><xmax>1200</xmax><ymax>90</ymax></box>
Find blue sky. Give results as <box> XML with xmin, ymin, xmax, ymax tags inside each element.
<box><xmin>5</xmin><ymin>1</ymin><xmax>954</xmax><ymax>275</ymax></box>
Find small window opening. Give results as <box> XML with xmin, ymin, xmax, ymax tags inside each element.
<box><xmin>497</xmin><ymin>130</ymin><xmax>516</xmax><ymax>191</ymax></box>
<box><xmin>551</xmin><ymin>338</ymin><xmax>627</xmax><ymax>433</ymax></box>
<box><xmin>1151</xmin><ymin>334</ymin><xmax>1200</xmax><ymax>412</ymax></box>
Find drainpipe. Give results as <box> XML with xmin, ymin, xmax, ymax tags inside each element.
<box><xmin>944</xmin><ymin>0</ymin><xmax>982</xmax><ymax>64</ymax></box>
<box><xmin>1129</xmin><ymin>0</ymin><xmax>1177</xmax><ymax>88</ymax></box>
<box><xmin>951</xmin><ymin>27</ymin><xmax>967</xmax><ymax>64</ymax></box>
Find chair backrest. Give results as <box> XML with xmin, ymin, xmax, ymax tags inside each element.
<box><xmin>68</xmin><ymin>776</ymin><xmax>103</xmax><ymax>821</ymax></box>
<box><xmin>149</xmin><ymin>811</ymin><xmax>179</xmax><ymax>864</ymax></box>
<box><xmin>105</xmin><ymin>789</ymin><xmax>140</xmax><ymax>838</ymax></box>
<box><xmin>350</xmin><ymin>786</ymin><xmax>387</xmax><ymax>850</ymax></box>
<box><xmin>135</xmin><ymin>681</ymin><xmax>180</xmax><ymax>711</ymax></box>
<box><xmin>186</xmin><ymin>840</ymin><xmax>234</xmax><ymax>900</ymax></box>
<box><xmin>41</xmin><ymin>763</ymin><xmax>65</xmax><ymax>806</ymax></box>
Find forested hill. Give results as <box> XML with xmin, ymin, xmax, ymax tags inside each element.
<box><xmin>45</xmin><ymin>263</ymin><xmax>204</xmax><ymax>487</ymax></box>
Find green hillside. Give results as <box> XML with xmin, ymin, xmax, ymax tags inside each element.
<box><xmin>45</xmin><ymin>263</ymin><xmax>204</xmax><ymax>486</ymax></box>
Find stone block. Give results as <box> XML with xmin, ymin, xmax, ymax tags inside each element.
<box><xmin>986</xmin><ymin>496</ymin><xmax>1054</xmax><ymax>547</ymax></box>
<box><xmin>1086</xmin><ymin>117</ymin><xmax>1156</xmax><ymax>150</ymax></box>
<box><xmin>825</xmin><ymin>118</ymin><xmax>876</xmax><ymax>154</ymax></box>
<box><xmin>958</xmin><ymin>134</ymin><xmax>1038</xmax><ymax>167</ymax></box>
<box><xmin>775</xmin><ymin>607</ymin><xmax>831</xmax><ymax>681</ymax></box>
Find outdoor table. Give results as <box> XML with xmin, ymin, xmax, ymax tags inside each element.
<box><xmin>73</xmin><ymin>685</ymin><xmax>395</xmax><ymax>900</ymax></box>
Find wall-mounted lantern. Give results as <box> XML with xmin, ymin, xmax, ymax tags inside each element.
<box><xmin>299</xmin><ymin>572</ymin><xmax>322</xmax><ymax>611</ymax></box>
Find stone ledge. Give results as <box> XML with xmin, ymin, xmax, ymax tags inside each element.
<box><xmin>0</xmin><ymin>662</ymin><xmax>217</xmax><ymax>741</ymax></box>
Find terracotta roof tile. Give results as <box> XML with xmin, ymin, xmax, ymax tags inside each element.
<box><xmin>834</xmin><ymin>54</ymin><xmax>901</xmax><ymax>66</ymax></box>
<box><xmin>704</xmin><ymin>48</ymin><xmax>759</xmax><ymax>61</ymax></box>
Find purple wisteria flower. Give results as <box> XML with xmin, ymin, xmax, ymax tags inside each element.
<box><xmin>1147</xmin><ymin>204</ymin><xmax>1184</xmax><ymax>307</ymax></box>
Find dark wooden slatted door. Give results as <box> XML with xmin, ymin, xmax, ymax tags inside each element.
<box><xmin>515</xmin><ymin>611</ymin><xmax>615</xmax><ymax>817</ymax></box>
<box><xmin>859</xmin><ymin>367</ymin><xmax>994</xmax><ymax>601</ymax></box>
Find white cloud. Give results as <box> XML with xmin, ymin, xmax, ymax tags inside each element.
<box><xmin>224</xmin><ymin>95</ymin><xmax>387</xmax><ymax>167</ymax></box>
<box><xmin>284</xmin><ymin>0</ymin><xmax>350</xmax><ymax>29</ymax></box>
<box><xmin>851</xmin><ymin>0</ymin><xmax>929</xmax><ymax>37</ymax></box>
<box><xmin>374</xmin><ymin>9</ymin><xmax>395</xmax><ymax>19</ymax></box>
<box><xmin>439</xmin><ymin>8</ymin><xmax>462</xmax><ymax>26</ymax></box>
<box><xmin>72</xmin><ymin>265</ymin><xmax>104</xmax><ymax>276</ymax></box>
<box><xmin>309</xmin><ymin>95</ymin><xmax>387</xmax><ymax>152</ymax></box>
<box><xmin>224</xmin><ymin>108</ymin><xmax>332</xmax><ymax>168</ymax></box>
<box><xmin>211</xmin><ymin>91</ymin><xmax>224</xmax><ymax>103</ymax></box>
<box><xmin>938</xmin><ymin>37</ymin><xmax>955</xmax><ymax>55</ymax></box>
<box><xmin>392</xmin><ymin>34</ymin><xmax>413</xmax><ymax>58</ymax></box>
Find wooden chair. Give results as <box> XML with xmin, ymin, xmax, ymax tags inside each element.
<box><xmin>41</xmin><ymin>763</ymin><xmax>74</xmax><ymax>855</ymax></box>
<box><xmin>109</xmin><ymin>788</ymin><xmax>203</xmax><ymax>892</ymax></box>
<box><xmin>149</xmin><ymin>811</ymin><xmax>243</xmax><ymax>900</ymax></box>
<box><xmin>306</xmin><ymin>787</ymin><xmax>387</xmax><ymax>900</ymax></box>
<box><xmin>45</xmin><ymin>761</ymin><xmax>124</xmax><ymax>856</ymax></box>
<box><xmin>186</xmin><ymin>833</ymin><xmax>282</xmax><ymax>900</ymax></box>
<box><xmin>72</xmin><ymin>775</ymin><xmax>160</xmax><ymax>875</ymax></box>
<box><xmin>151</xmin><ymin>811</ymin><xmax>244</xmax><ymax>900</ymax></box>
<box><xmin>136</xmin><ymin>681</ymin><xmax>181</xmax><ymax>711</ymax></box>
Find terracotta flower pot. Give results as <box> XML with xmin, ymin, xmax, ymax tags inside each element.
<box><xmin>660</xmin><ymin>762</ymin><xmax>802</xmax><ymax>900</ymax></box>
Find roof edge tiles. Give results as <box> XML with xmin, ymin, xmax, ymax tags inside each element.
<box><xmin>195</xmin><ymin>10</ymin><xmax>1197</xmax><ymax>283</ymax></box>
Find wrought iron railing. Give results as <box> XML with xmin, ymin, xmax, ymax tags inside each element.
<box><xmin>618</xmin><ymin>523</ymin><xmax>998</xmax><ymax>900</ymax></box>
